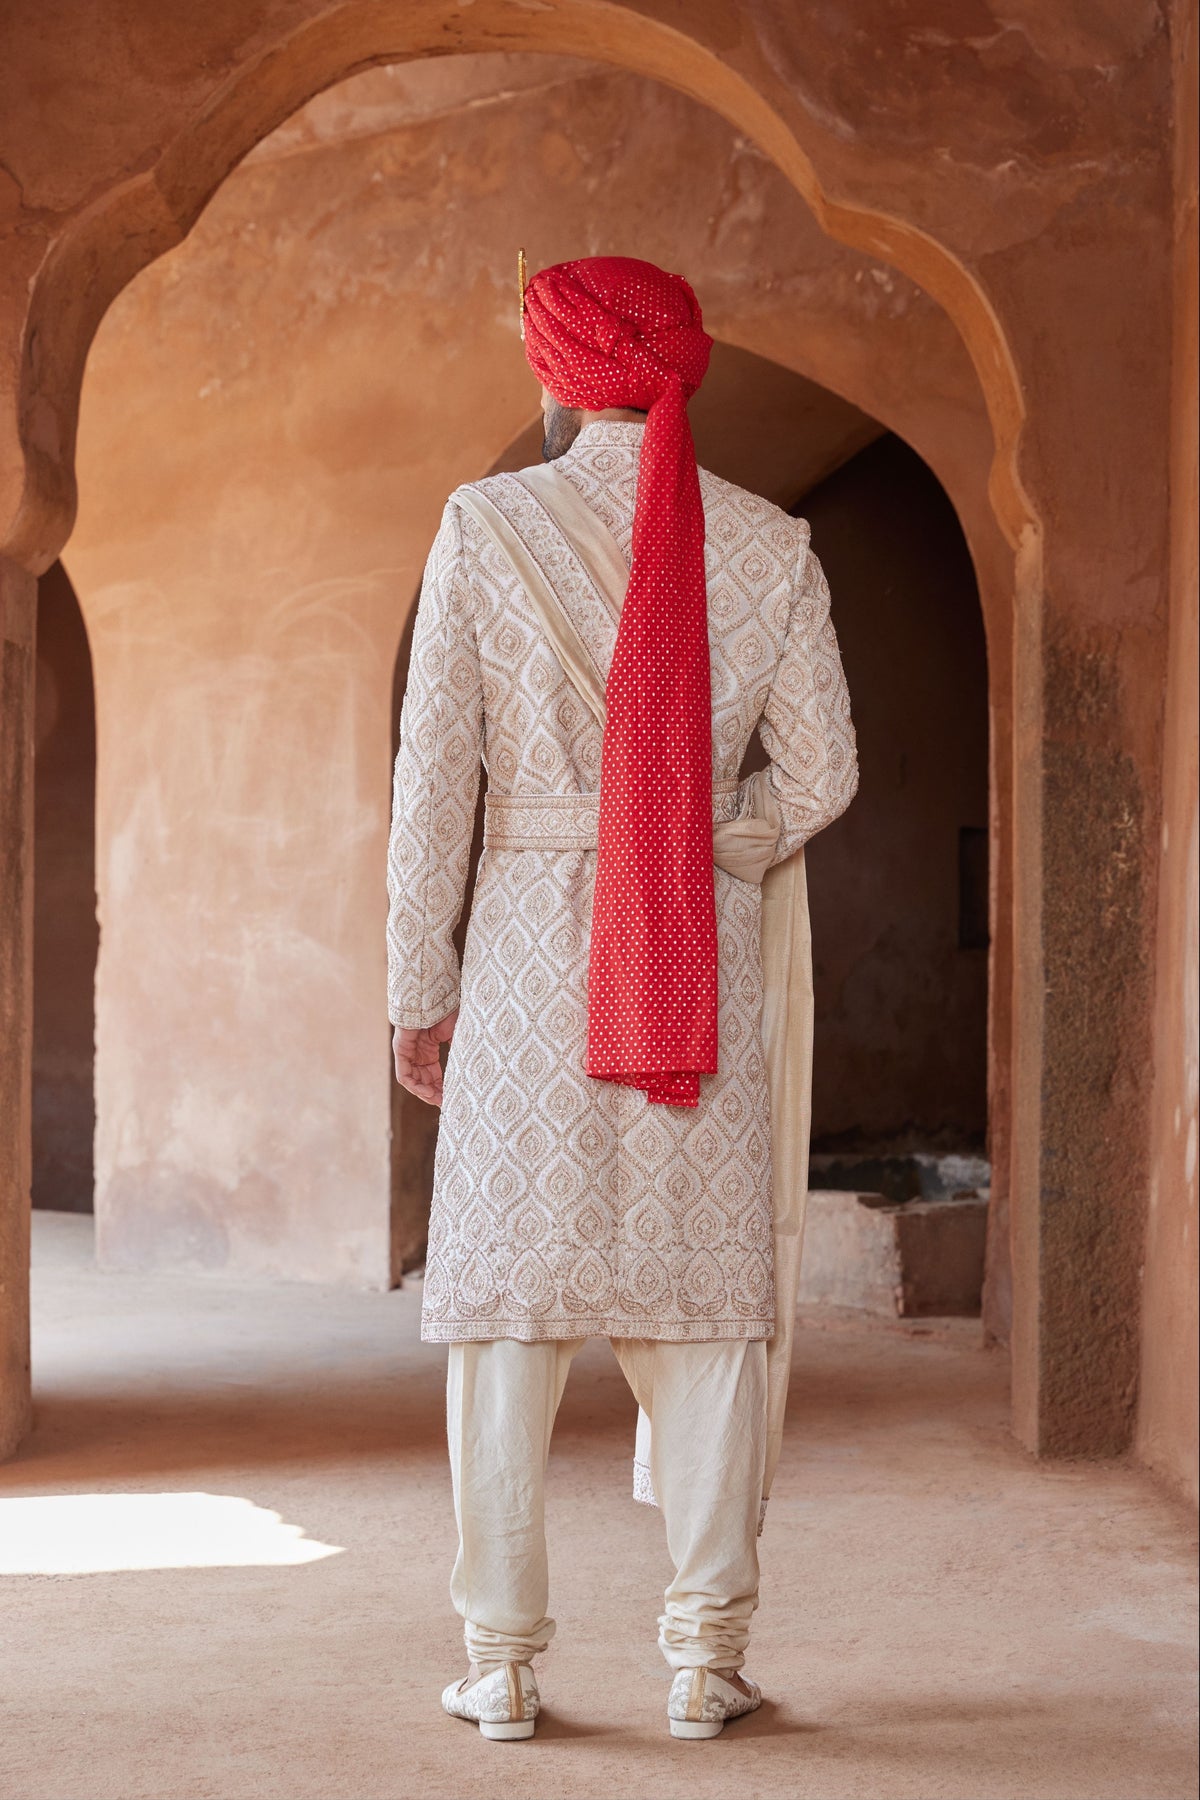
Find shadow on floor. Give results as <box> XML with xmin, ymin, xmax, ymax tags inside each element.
<box><xmin>8</xmin><ymin>1316</ymin><xmax>1009</xmax><ymax>1490</ymax></box>
<box><xmin>5</xmin><ymin>1379</ymin><xmax>450</xmax><ymax>1485</ymax></box>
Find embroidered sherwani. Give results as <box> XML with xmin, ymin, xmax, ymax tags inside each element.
<box><xmin>387</xmin><ymin>421</ymin><xmax>857</xmax><ymax>1344</ymax></box>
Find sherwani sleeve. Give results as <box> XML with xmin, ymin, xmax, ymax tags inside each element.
<box><xmin>387</xmin><ymin>502</ymin><xmax>484</xmax><ymax>1029</ymax></box>
<box><xmin>758</xmin><ymin>524</ymin><xmax>858</xmax><ymax>865</ymax></box>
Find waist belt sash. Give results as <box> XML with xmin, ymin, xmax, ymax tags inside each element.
<box><xmin>452</xmin><ymin>464</ymin><xmax>815</xmax><ymax>1527</ymax></box>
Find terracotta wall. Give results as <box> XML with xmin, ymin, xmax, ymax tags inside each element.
<box><xmin>1136</xmin><ymin>0</ymin><xmax>1199</xmax><ymax>1508</ymax></box>
<box><xmin>64</xmin><ymin>57</ymin><xmax>982</xmax><ymax>1284</ymax></box>
<box><xmin>32</xmin><ymin>561</ymin><xmax>96</xmax><ymax>1214</ymax></box>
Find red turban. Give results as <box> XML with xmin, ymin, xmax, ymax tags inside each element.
<box><xmin>523</xmin><ymin>256</ymin><xmax>716</xmax><ymax>1106</ymax></box>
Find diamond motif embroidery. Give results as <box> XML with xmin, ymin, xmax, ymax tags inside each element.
<box><xmin>386</xmin><ymin>423</ymin><xmax>858</xmax><ymax>1343</ymax></box>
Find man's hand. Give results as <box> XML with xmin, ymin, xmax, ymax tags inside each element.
<box><xmin>392</xmin><ymin>1010</ymin><xmax>459</xmax><ymax>1107</ymax></box>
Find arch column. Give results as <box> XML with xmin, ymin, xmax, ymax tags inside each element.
<box><xmin>0</xmin><ymin>556</ymin><xmax>34</xmax><ymax>1457</ymax></box>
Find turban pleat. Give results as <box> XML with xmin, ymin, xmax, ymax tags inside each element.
<box><xmin>523</xmin><ymin>256</ymin><xmax>716</xmax><ymax>1106</ymax></box>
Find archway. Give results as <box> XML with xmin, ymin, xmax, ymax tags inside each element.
<box><xmin>387</xmin><ymin>335</ymin><xmax>988</xmax><ymax>1297</ymax></box>
<box><xmin>4</xmin><ymin>9</ymin><xmax>1033</xmax><ymax>570</ymax></box>
<box><xmin>2</xmin><ymin>23</ymin><xmax>1064</xmax><ymax>1463</ymax></box>
<box><xmin>52</xmin><ymin>58</ymin><xmax>1007</xmax><ymax>1312</ymax></box>
<box><xmin>800</xmin><ymin>436</ymin><xmax>989</xmax><ymax>1181</ymax></box>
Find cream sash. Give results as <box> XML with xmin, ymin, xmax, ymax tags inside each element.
<box><xmin>452</xmin><ymin>466</ymin><xmax>815</xmax><ymax>1517</ymax></box>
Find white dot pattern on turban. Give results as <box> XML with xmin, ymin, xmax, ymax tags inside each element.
<box><xmin>523</xmin><ymin>256</ymin><xmax>716</xmax><ymax>1106</ymax></box>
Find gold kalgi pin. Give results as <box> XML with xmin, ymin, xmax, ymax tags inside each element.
<box><xmin>518</xmin><ymin>247</ymin><xmax>528</xmax><ymax>337</ymax></box>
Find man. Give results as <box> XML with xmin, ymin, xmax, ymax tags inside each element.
<box><xmin>387</xmin><ymin>255</ymin><xmax>857</xmax><ymax>1741</ymax></box>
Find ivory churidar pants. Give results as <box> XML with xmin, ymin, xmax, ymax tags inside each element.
<box><xmin>446</xmin><ymin>1336</ymin><xmax>767</xmax><ymax>1671</ymax></box>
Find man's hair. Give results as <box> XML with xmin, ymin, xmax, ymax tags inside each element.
<box><xmin>541</xmin><ymin>398</ymin><xmax>582</xmax><ymax>463</ymax></box>
<box><xmin>541</xmin><ymin>399</ymin><xmax>649</xmax><ymax>463</ymax></box>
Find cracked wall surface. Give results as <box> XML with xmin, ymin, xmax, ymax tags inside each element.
<box><xmin>1136</xmin><ymin>0</ymin><xmax>1199</xmax><ymax>1506</ymax></box>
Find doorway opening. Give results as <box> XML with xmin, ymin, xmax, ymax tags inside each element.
<box><xmin>388</xmin><ymin>347</ymin><xmax>989</xmax><ymax>1299</ymax></box>
<box><xmin>800</xmin><ymin>434</ymin><xmax>989</xmax><ymax>1197</ymax></box>
<box><xmin>33</xmin><ymin>560</ymin><xmax>97</xmax><ymax>1217</ymax></box>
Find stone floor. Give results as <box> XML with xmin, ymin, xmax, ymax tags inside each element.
<box><xmin>3</xmin><ymin>1211</ymin><xmax>1196</xmax><ymax>1800</ymax></box>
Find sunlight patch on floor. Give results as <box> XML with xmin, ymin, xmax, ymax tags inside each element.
<box><xmin>0</xmin><ymin>1492</ymin><xmax>345</xmax><ymax>1574</ymax></box>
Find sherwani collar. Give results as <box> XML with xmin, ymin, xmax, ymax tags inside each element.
<box><xmin>568</xmin><ymin>420</ymin><xmax>647</xmax><ymax>452</ymax></box>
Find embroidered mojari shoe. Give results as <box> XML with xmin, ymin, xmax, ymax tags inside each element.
<box><xmin>667</xmin><ymin>1667</ymin><xmax>762</xmax><ymax>1739</ymax></box>
<box><xmin>441</xmin><ymin>1662</ymin><xmax>539</xmax><ymax>1740</ymax></box>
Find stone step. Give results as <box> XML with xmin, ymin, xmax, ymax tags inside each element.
<box><xmin>798</xmin><ymin>1190</ymin><xmax>989</xmax><ymax>1318</ymax></box>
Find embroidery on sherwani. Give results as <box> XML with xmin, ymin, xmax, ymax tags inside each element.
<box><xmin>387</xmin><ymin>423</ymin><xmax>858</xmax><ymax>1345</ymax></box>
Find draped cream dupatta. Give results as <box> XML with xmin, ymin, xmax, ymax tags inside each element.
<box><xmin>452</xmin><ymin>463</ymin><xmax>815</xmax><ymax>1520</ymax></box>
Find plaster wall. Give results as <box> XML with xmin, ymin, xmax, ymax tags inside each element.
<box><xmin>1135</xmin><ymin>0</ymin><xmax>1199</xmax><ymax>1508</ymax></box>
<box><xmin>66</xmin><ymin>59</ymin><xmax>981</xmax><ymax>1284</ymax></box>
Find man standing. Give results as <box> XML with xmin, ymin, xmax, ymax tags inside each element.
<box><xmin>387</xmin><ymin>256</ymin><xmax>857</xmax><ymax>1740</ymax></box>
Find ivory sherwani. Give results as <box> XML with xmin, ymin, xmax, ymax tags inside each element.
<box><xmin>387</xmin><ymin>421</ymin><xmax>857</xmax><ymax>1344</ymax></box>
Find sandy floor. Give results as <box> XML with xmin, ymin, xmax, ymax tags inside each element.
<box><xmin>2</xmin><ymin>1210</ymin><xmax>1196</xmax><ymax>1800</ymax></box>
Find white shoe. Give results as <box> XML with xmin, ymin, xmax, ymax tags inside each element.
<box><xmin>667</xmin><ymin>1667</ymin><xmax>762</xmax><ymax>1739</ymax></box>
<box><xmin>441</xmin><ymin>1662</ymin><xmax>539</xmax><ymax>1740</ymax></box>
